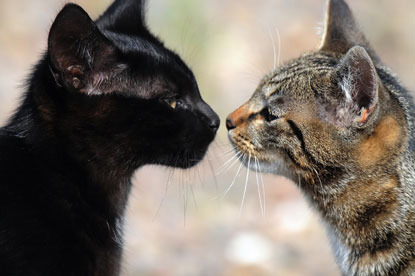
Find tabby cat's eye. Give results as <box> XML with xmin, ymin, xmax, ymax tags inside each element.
<box><xmin>261</xmin><ymin>107</ymin><xmax>279</xmax><ymax>122</ymax></box>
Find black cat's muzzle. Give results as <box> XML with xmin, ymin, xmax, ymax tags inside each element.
<box><xmin>195</xmin><ymin>100</ymin><xmax>220</xmax><ymax>134</ymax></box>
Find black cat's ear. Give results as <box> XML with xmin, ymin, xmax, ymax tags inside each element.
<box><xmin>319</xmin><ymin>0</ymin><xmax>375</xmax><ymax>58</ymax></box>
<box><xmin>48</xmin><ymin>4</ymin><xmax>116</xmax><ymax>92</ymax></box>
<box><xmin>334</xmin><ymin>46</ymin><xmax>379</xmax><ymax>127</ymax></box>
<box><xmin>96</xmin><ymin>0</ymin><xmax>147</xmax><ymax>35</ymax></box>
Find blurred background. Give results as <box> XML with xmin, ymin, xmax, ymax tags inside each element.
<box><xmin>0</xmin><ymin>0</ymin><xmax>414</xmax><ymax>275</ymax></box>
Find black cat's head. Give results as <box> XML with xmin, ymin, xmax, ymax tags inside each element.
<box><xmin>43</xmin><ymin>0</ymin><xmax>219</xmax><ymax>170</ymax></box>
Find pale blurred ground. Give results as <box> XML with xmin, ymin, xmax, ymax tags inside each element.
<box><xmin>0</xmin><ymin>0</ymin><xmax>414</xmax><ymax>275</ymax></box>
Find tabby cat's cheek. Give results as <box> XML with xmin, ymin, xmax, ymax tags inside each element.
<box><xmin>355</xmin><ymin>116</ymin><xmax>406</xmax><ymax>169</ymax></box>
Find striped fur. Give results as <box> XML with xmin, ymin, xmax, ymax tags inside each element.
<box><xmin>226</xmin><ymin>1</ymin><xmax>415</xmax><ymax>275</ymax></box>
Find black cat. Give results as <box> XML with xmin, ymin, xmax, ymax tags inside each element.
<box><xmin>0</xmin><ymin>0</ymin><xmax>219</xmax><ymax>275</ymax></box>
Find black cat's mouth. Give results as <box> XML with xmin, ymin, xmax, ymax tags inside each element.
<box><xmin>166</xmin><ymin>146</ymin><xmax>211</xmax><ymax>169</ymax></box>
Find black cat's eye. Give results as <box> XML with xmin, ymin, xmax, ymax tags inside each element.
<box><xmin>260</xmin><ymin>107</ymin><xmax>279</xmax><ymax>122</ymax></box>
<box><xmin>165</xmin><ymin>98</ymin><xmax>177</xmax><ymax>109</ymax></box>
<box><xmin>162</xmin><ymin>97</ymin><xmax>185</xmax><ymax>110</ymax></box>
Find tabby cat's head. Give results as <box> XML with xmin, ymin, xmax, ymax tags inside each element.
<box><xmin>226</xmin><ymin>0</ymin><xmax>407</xmax><ymax>183</ymax></box>
<box><xmin>41</xmin><ymin>0</ymin><xmax>219</xmax><ymax>170</ymax></box>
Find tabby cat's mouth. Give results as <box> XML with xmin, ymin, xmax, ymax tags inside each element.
<box><xmin>228</xmin><ymin>131</ymin><xmax>305</xmax><ymax>175</ymax></box>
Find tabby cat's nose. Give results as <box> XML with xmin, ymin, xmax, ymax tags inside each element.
<box><xmin>226</xmin><ymin>118</ymin><xmax>236</xmax><ymax>130</ymax></box>
<box><xmin>226</xmin><ymin>103</ymin><xmax>249</xmax><ymax>130</ymax></box>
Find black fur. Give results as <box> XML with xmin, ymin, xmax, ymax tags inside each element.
<box><xmin>0</xmin><ymin>1</ymin><xmax>219</xmax><ymax>275</ymax></box>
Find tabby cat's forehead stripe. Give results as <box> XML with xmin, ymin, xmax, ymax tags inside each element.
<box><xmin>265</xmin><ymin>67</ymin><xmax>333</xmax><ymax>98</ymax></box>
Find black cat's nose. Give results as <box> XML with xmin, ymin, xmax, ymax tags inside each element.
<box><xmin>209</xmin><ymin>117</ymin><xmax>220</xmax><ymax>132</ymax></box>
<box><xmin>197</xmin><ymin>100</ymin><xmax>220</xmax><ymax>133</ymax></box>
<box><xmin>226</xmin><ymin>118</ymin><xmax>236</xmax><ymax>130</ymax></box>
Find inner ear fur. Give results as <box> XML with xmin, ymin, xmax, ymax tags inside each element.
<box><xmin>48</xmin><ymin>4</ymin><xmax>115</xmax><ymax>92</ymax></box>
<box><xmin>335</xmin><ymin>46</ymin><xmax>379</xmax><ymax>127</ymax></box>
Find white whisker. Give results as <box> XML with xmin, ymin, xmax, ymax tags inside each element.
<box><xmin>220</xmin><ymin>154</ymin><xmax>246</xmax><ymax>198</ymax></box>
<box><xmin>240</xmin><ymin>153</ymin><xmax>251</xmax><ymax>216</ymax></box>
<box><xmin>268</xmin><ymin>27</ymin><xmax>277</xmax><ymax>70</ymax></box>
<box><xmin>206</xmin><ymin>152</ymin><xmax>218</xmax><ymax>190</ymax></box>
<box><xmin>255</xmin><ymin>157</ymin><xmax>264</xmax><ymax>217</ymax></box>
<box><xmin>313</xmin><ymin>167</ymin><xmax>324</xmax><ymax>204</ymax></box>
<box><xmin>153</xmin><ymin>168</ymin><xmax>174</xmax><ymax>220</ymax></box>
<box><xmin>216</xmin><ymin>151</ymin><xmax>243</xmax><ymax>175</ymax></box>
<box><xmin>275</xmin><ymin>26</ymin><xmax>281</xmax><ymax>67</ymax></box>
<box><xmin>257</xmin><ymin>160</ymin><xmax>266</xmax><ymax>216</ymax></box>
<box><xmin>216</xmin><ymin>147</ymin><xmax>237</xmax><ymax>158</ymax></box>
<box><xmin>217</xmin><ymin>156</ymin><xmax>244</xmax><ymax>177</ymax></box>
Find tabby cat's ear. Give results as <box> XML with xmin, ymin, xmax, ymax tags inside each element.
<box><xmin>96</xmin><ymin>0</ymin><xmax>147</xmax><ymax>35</ymax></box>
<box><xmin>48</xmin><ymin>4</ymin><xmax>116</xmax><ymax>92</ymax></box>
<box><xmin>335</xmin><ymin>46</ymin><xmax>378</xmax><ymax>127</ymax></box>
<box><xmin>319</xmin><ymin>0</ymin><xmax>372</xmax><ymax>56</ymax></box>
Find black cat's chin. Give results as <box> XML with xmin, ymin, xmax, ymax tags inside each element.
<box><xmin>156</xmin><ymin>137</ymin><xmax>215</xmax><ymax>169</ymax></box>
<box><xmin>176</xmin><ymin>148</ymin><xmax>210</xmax><ymax>168</ymax></box>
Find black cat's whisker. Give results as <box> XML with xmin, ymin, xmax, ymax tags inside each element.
<box><xmin>153</xmin><ymin>168</ymin><xmax>174</xmax><ymax>221</ymax></box>
<box><xmin>177</xmin><ymin>169</ymin><xmax>188</xmax><ymax>227</ymax></box>
<box><xmin>206</xmin><ymin>151</ymin><xmax>219</xmax><ymax>190</ymax></box>
<box><xmin>196</xmin><ymin>160</ymin><xmax>208</xmax><ymax>190</ymax></box>
<box><xmin>254</xmin><ymin>157</ymin><xmax>264</xmax><ymax>217</ymax></box>
<box><xmin>189</xmin><ymin>182</ymin><xmax>198</xmax><ymax>211</ymax></box>
<box><xmin>239</xmin><ymin>153</ymin><xmax>251</xmax><ymax>216</ymax></box>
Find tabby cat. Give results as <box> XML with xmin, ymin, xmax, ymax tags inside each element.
<box><xmin>0</xmin><ymin>0</ymin><xmax>219</xmax><ymax>275</ymax></box>
<box><xmin>226</xmin><ymin>0</ymin><xmax>415</xmax><ymax>275</ymax></box>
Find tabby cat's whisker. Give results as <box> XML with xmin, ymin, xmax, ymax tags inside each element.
<box><xmin>257</xmin><ymin>159</ymin><xmax>266</xmax><ymax>216</ymax></box>
<box><xmin>275</xmin><ymin>26</ymin><xmax>282</xmax><ymax>67</ymax></box>
<box><xmin>220</xmin><ymin>154</ymin><xmax>246</xmax><ymax>199</ymax></box>
<box><xmin>312</xmin><ymin>167</ymin><xmax>325</xmax><ymax>203</ymax></box>
<box><xmin>268</xmin><ymin>27</ymin><xmax>277</xmax><ymax>71</ymax></box>
<box><xmin>254</xmin><ymin>157</ymin><xmax>264</xmax><ymax>217</ymax></box>
<box><xmin>240</xmin><ymin>153</ymin><xmax>251</xmax><ymax>216</ymax></box>
<box><xmin>216</xmin><ymin>151</ymin><xmax>243</xmax><ymax>175</ymax></box>
<box><xmin>216</xmin><ymin>147</ymin><xmax>237</xmax><ymax>158</ymax></box>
